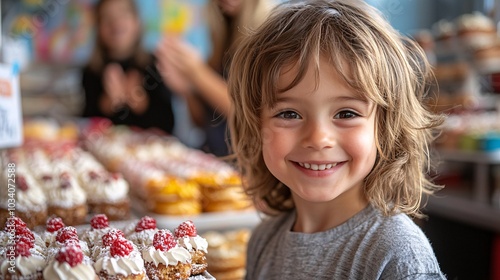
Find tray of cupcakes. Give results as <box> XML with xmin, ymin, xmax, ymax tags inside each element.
<box><xmin>0</xmin><ymin>213</ymin><xmax>216</xmax><ymax>279</ymax></box>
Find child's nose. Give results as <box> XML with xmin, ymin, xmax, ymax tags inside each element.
<box><xmin>302</xmin><ymin>120</ymin><xmax>335</xmax><ymax>150</ymax></box>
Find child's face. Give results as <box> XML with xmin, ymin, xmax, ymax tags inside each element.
<box><xmin>98</xmin><ymin>0</ymin><xmax>140</xmax><ymax>55</ymax></box>
<box><xmin>261</xmin><ymin>59</ymin><xmax>377</xmax><ymax>206</ymax></box>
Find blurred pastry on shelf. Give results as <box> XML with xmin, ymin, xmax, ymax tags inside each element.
<box><xmin>456</xmin><ymin>11</ymin><xmax>497</xmax><ymax>50</ymax></box>
<box><xmin>203</xmin><ymin>229</ymin><xmax>251</xmax><ymax>280</ymax></box>
<box><xmin>45</xmin><ymin>172</ymin><xmax>88</xmax><ymax>226</ymax></box>
<box><xmin>0</xmin><ymin>169</ymin><xmax>47</xmax><ymax>229</ymax></box>
<box><xmin>145</xmin><ymin>176</ymin><xmax>202</xmax><ymax>216</ymax></box>
<box><xmin>84</xmin><ymin>172</ymin><xmax>131</xmax><ymax>220</ymax></box>
<box><xmin>473</xmin><ymin>40</ymin><xmax>500</xmax><ymax>74</ymax></box>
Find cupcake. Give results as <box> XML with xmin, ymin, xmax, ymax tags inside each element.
<box><xmin>0</xmin><ymin>171</ymin><xmax>47</xmax><ymax>228</ymax></box>
<box><xmin>84</xmin><ymin>172</ymin><xmax>131</xmax><ymax>220</ymax></box>
<box><xmin>46</xmin><ymin>172</ymin><xmax>88</xmax><ymax>226</ymax></box>
<box><xmin>43</xmin><ymin>243</ymin><xmax>98</xmax><ymax>280</ymax></box>
<box><xmin>40</xmin><ymin>216</ymin><xmax>66</xmax><ymax>247</ymax></box>
<box><xmin>175</xmin><ymin>220</ymin><xmax>208</xmax><ymax>276</ymax></box>
<box><xmin>0</xmin><ymin>239</ymin><xmax>45</xmax><ymax>280</ymax></box>
<box><xmin>94</xmin><ymin>236</ymin><xmax>146</xmax><ymax>279</ymax></box>
<box><xmin>126</xmin><ymin>216</ymin><xmax>158</xmax><ymax>251</ymax></box>
<box><xmin>80</xmin><ymin>214</ymin><xmax>112</xmax><ymax>249</ymax></box>
<box><xmin>142</xmin><ymin>229</ymin><xmax>192</xmax><ymax>280</ymax></box>
<box><xmin>46</xmin><ymin>226</ymin><xmax>91</xmax><ymax>264</ymax></box>
<box><xmin>91</xmin><ymin>228</ymin><xmax>125</xmax><ymax>261</ymax></box>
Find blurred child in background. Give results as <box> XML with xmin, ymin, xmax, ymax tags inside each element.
<box><xmin>82</xmin><ymin>0</ymin><xmax>175</xmax><ymax>134</ymax></box>
<box><xmin>156</xmin><ymin>0</ymin><xmax>274</xmax><ymax>156</ymax></box>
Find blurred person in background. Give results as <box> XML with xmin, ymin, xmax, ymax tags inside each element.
<box><xmin>156</xmin><ymin>0</ymin><xmax>274</xmax><ymax>156</ymax></box>
<box><xmin>82</xmin><ymin>0</ymin><xmax>175</xmax><ymax>134</ymax></box>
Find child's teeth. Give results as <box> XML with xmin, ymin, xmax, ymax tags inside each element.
<box><xmin>299</xmin><ymin>162</ymin><xmax>337</xmax><ymax>170</ymax></box>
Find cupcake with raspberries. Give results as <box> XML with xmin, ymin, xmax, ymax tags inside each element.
<box><xmin>46</xmin><ymin>226</ymin><xmax>91</xmax><ymax>264</ymax></box>
<box><xmin>43</xmin><ymin>243</ymin><xmax>98</xmax><ymax>280</ymax></box>
<box><xmin>175</xmin><ymin>220</ymin><xmax>209</xmax><ymax>276</ymax></box>
<box><xmin>40</xmin><ymin>216</ymin><xmax>66</xmax><ymax>247</ymax></box>
<box><xmin>93</xmin><ymin>236</ymin><xmax>146</xmax><ymax>279</ymax></box>
<box><xmin>142</xmin><ymin>229</ymin><xmax>192</xmax><ymax>280</ymax></box>
<box><xmin>91</xmin><ymin>228</ymin><xmax>126</xmax><ymax>261</ymax></box>
<box><xmin>80</xmin><ymin>214</ymin><xmax>112</xmax><ymax>249</ymax></box>
<box><xmin>0</xmin><ymin>239</ymin><xmax>45</xmax><ymax>280</ymax></box>
<box><xmin>126</xmin><ymin>216</ymin><xmax>158</xmax><ymax>251</ymax></box>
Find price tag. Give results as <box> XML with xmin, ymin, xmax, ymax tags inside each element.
<box><xmin>0</xmin><ymin>63</ymin><xmax>23</xmax><ymax>148</ymax></box>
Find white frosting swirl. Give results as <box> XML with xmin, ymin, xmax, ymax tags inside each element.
<box><xmin>0</xmin><ymin>255</ymin><xmax>45</xmax><ymax>276</ymax></box>
<box><xmin>142</xmin><ymin>246</ymin><xmax>191</xmax><ymax>266</ymax></box>
<box><xmin>86</xmin><ymin>175</ymin><xmax>129</xmax><ymax>203</ymax></box>
<box><xmin>15</xmin><ymin>178</ymin><xmax>47</xmax><ymax>212</ymax></box>
<box><xmin>43</xmin><ymin>260</ymin><xmax>96</xmax><ymax>280</ymax></box>
<box><xmin>94</xmin><ymin>250</ymin><xmax>144</xmax><ymax>276</ymax></box>
<box><xmin>127</xmin><ymin>229</ymin><xmax>157</xmax><ymax>249</ymax></box>
<box><xmin>46</xmin><ymin>175</ymin><xmax>86</xmax><ymax>207</ymax></box>
<box><xmin>178</xmin><ymin>236</ymin><xmax>208</xmax><ymax>253</ymax></box>
<box><xmin>81</xmin><ymin>227</ymin><xmax>111</xmax><ymax>247</ymax></box>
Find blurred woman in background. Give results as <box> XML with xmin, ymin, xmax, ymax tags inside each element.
<box><xmin>82</xmin><ymin>0</ymin><xmax>175</xmax><ymax>134</ymax></box>
<box><xmin>156</xmin><ymin>0</ymin><xmax>274</xmax><ymax>156</ymax></box>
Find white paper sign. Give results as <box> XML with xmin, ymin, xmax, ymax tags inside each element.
<box><xmin>0</xmin><ymin>63</ymin><xmax>22</xmax><ymax>148</ymax></box>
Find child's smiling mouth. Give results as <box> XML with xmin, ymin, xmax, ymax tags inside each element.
<box><xmin>296</xmin><ymin>162</ymin><xmax>339</xmax><ymax>171</ymax></box>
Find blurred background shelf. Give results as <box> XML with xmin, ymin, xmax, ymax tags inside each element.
<box><xmin>425</xmin><ymin>189</ymin><xmax>500</xmax><ymax>232</ymax></box>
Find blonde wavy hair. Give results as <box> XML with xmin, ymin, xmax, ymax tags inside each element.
<box><xmin>205</xmin><ymin>0</ymin><xmax>273</xmax><ymax>72</ymax></box>
<box><xmin>228</xmin><ymin>0</ymin><xmax>444</xmax><ymax>217</ymax></box>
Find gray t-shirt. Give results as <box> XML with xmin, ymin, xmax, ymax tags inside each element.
<box><xmin>246</xmin><ymin>204</ymin><xmax>446</xmax><ymax>280</ymax></box>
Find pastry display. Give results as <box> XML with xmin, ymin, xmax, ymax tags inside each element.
<box><xmin>82</xmin><ymin>125</ymin><xmax>252</xmax><ymax>216</ymax></box>
<box><xmin>0</xmin><ymin>215</ymin><xmax>216</xmax><ymax>279</ymax></box>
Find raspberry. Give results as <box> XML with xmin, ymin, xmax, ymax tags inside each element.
<box><xmin>134</xmin><ymin>216</ymin><xmax>156</xmax><ymax>232</ymax></box>
<box><xmin>102</xmin><ymin>229</ymin><xmax>125</xmax><ymax>247</ymax></box>
<box><xmin>90</xmin><ymin>214</ymin><xmax>109</xmax><ymax>229</ymax></box>
<box><xmin>153</xmin><ymin>229</ymin><xmax>176</xmax><ymax>252</ymax></box>
<box><xmin>56</xmin><ymin>226</ymin><xmax>79</xmax><ymax>243</ymax></box>
<box><xmin>55</xmin><ymin>244</ymin><xmax>83</xmax><ymax>267</ymax></box>
<box><xmin>4</xmin><ymin>216</ymin><xmax>26</xmax><ymax>232</ymax></box>
<box><xmin>17</xmin><ymin>176</ymin><xmax>28</xmax><ymax>191</ymax></box>
<box><xmin>110</xmin><ymin>237</ymin><xmax>133</xmax><ymax>257</ymax></box>
<box><xmin>15</xmin><ymin>227</ymin><xmax>35</xmax><ymax>246</ymax></box>
<box><xmin>174</xmin><ymin>220</ymin><xmax>197</xmax><ymax>238</ymax></box>
<box><xmin>88</xmin><ymin>171</ymin><xmax>100</xmax><ymax>180</ymax></box>
<box><xmin>46</xmin><ymin>216</ymin><xmax>65</xmax><ymax>233</ymax></box>
<box><xmin>14</xmin><ymin>240</ymin><xmax>32</xmax><ymax>257</ymax></box>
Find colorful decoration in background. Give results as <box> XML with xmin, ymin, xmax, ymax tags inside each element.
<box><xmin>3</xmin><ymin>0</ymin><xmax>96</xmax><ymax>65</ymax></box>
<box><xmin>2</xmin><ymin>0</ymin><xmax>210</xmax><ymax>66</ymax></box>
<box><xmin>162</xmin><ymin>0</ymin><xmax>191</xmax><ymax>35</ymax></box>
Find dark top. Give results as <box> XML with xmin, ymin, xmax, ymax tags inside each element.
<box><xmin>81</xmin><ymin>55</ymin><xmax>175</xmax><ymax>134</ymax></box>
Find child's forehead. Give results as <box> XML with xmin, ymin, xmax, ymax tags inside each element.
<box><xmin>273</xmin><ymin>56</ymin><xmax>367</xmax><ymax>101</ymax></box>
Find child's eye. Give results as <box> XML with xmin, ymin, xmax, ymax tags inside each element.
<box><xmin>276</xmin><ymin>110</ymin><xmax>301</xmax><ymax>119</ymax></box>
<box><xmin>334</xmin><ymin>110</ymin><xmax>359</xmax><ymax>119</ymax></box>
